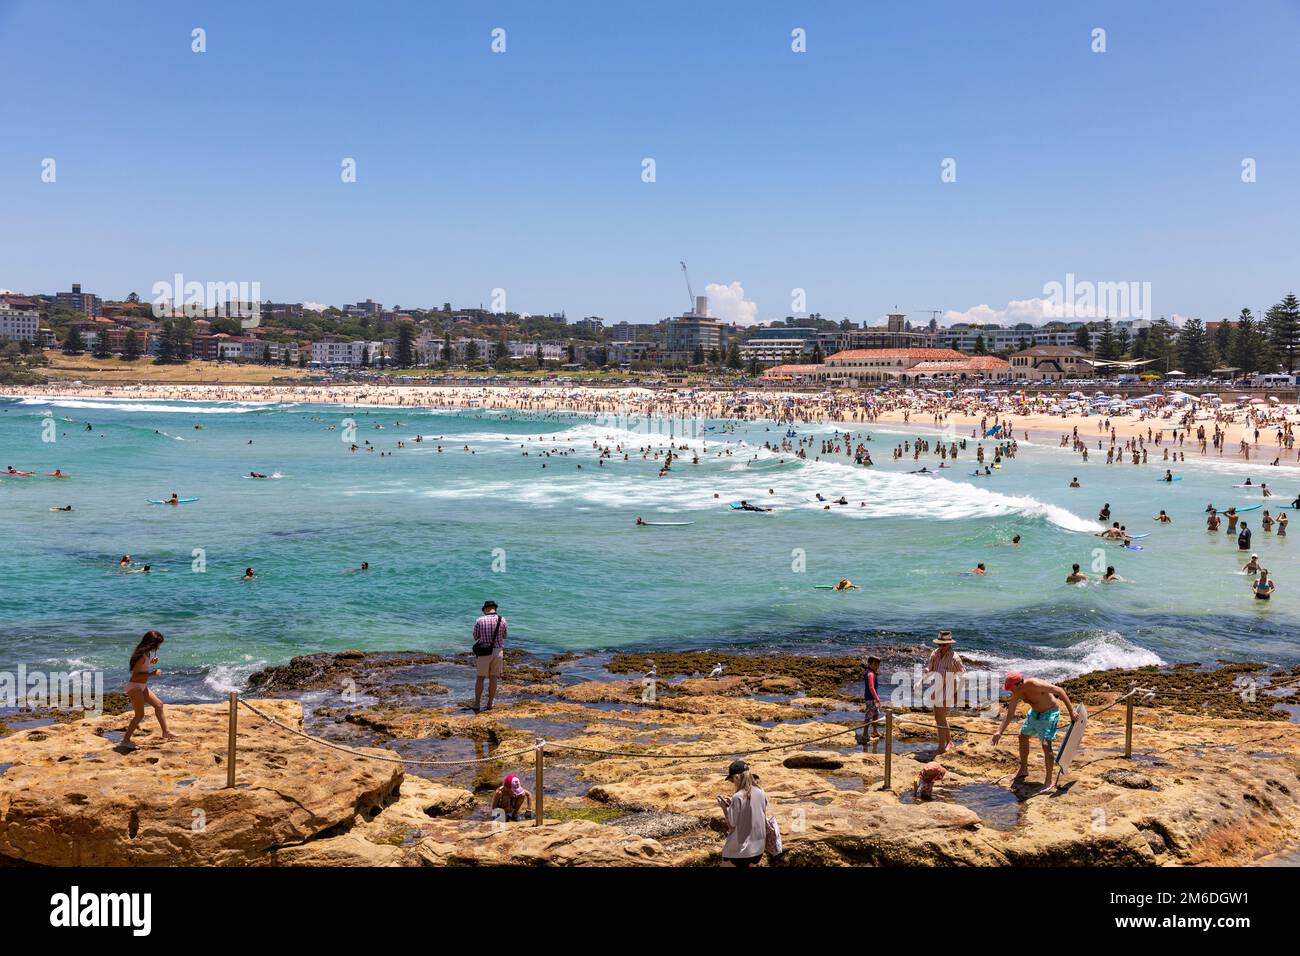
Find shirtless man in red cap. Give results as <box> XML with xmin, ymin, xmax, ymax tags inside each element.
<box><xmin>990</xmin><ymin>672</ymin><xmax>1078</xmax><ymax>787</ymax></box>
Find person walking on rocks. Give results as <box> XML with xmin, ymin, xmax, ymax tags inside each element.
<box><xmin>120</xmin><ymin>630</ymin><xmax>179</xmax><ymax>748</ymax></box>
<box><xmin>471</xmin><ymin>600</ymin><xmax>507</xmax><ymax>713</ymax></box>
<box><xmin>717</xmin><ymin>759</ymin><xmax>769</xmax><ymax>867</ymax></box>
<box><xmin>991</xmin><ymin>672</ymin><xmax>1078</xmax><ymax>788</ymax></box>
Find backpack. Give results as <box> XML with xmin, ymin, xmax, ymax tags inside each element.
<box><xmin>472</xmin><ymin>615</ymin><xmax>503</xmax><ymax>656</ymax></box>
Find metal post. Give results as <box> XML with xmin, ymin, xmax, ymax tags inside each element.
<box><xmin>226</xmin><ymin>691</ymin><xmax>238</xmax><ymax>788</ymax></box>
<box><xmin>534</xmin><ymin>742</ymin><xmax>544</xmax><ymax>827</ymax></box>
<box><xmin>882</xmin><ymin>712</ymin><xmax>893</xmax><ymax>790</ymax></box>
<box><xmin>1124</xmin><ymin>697</ymin><xmax>1134</xmax><ymax>759</ymax></box>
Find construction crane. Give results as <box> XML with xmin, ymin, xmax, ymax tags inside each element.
<box><xmin>912</xmin><ymin>309</ymin><xmax>944</xmax><ymax>328</ymax></box>
<box><xmin>679</xmin><ymin>261</ymin><xmax>695</xmax><ymax>311</ymax></box>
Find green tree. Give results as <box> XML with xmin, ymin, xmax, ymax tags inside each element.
<box><xmin>121</xmin><ymin>329</ymin><xmax>142</xmax><ymax>361</ymax></box>
<box><xmin>1265</xmin><ymin>294</ymin><xmax>1300</xmax><ymax>372</ymax></box>
<box><xmin>63</xmin><ymin>326</ymin><xmax>85</xmax><ymax>355</ymax></box>
<box><xmin>725</xmin><ymin>341</ymin><xmax>743</xmax><ymax>370</ymax></box>
<box><xmin>92</xmin><ymin>331</ymin><xmax>112</xmax><ymax>359</ymax></box>
<box><xmin>692</xmin><ymin>345</ymin><xmax>704</xmax><ymax>366</ymax></box>
<box><xmin>361</xmin><ymin>346</ymin><xmax>371</xmax><ymax>367</ymax></box>
<box><xmin>1176</xmin><ymin>318</ymin><xmax>1212</xmax><ymax>375</ymax></box>
<box><xmin>1229</xmin><ymin>309</ymin><xmax>1266</xmax><ymax>374</ymax></box>
<box><xmin>1116</xmin><ymin>327</ymin><xmax>1131</xmax><ymax>358</ymax></box>
<box><xmin>973</xmin><ymin>335</ymin><xmax>987</xmax><ymax>354</ymax></box>
<box><xmin>396</xmin><ymin>323</ymin><xmax>415</xmax><ymax>367</ymax></box>
<box><xmin>443</xmin><ymin>331</ymin><xmax>452</xmax><ymax>365</ymax></box>
<box><xmin>465</xmin><ymin>340</ymin><xmax>480</xmax><ymax>364</ymax></box>
<box><xmin>1074</xmin><ymin>325</ymin><xmax>1092</xmax><ymax>351</ymax></box>
<box><xmin>1094</xmin><ymin>318</ymin><xmax>1119</xmax><ymax>361</ymax></box>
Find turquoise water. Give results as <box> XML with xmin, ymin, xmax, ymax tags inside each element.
<box><xmin>1</xmin><ymin>395</ymin><xmax>1297</xmax><ymax>700</ymax></box>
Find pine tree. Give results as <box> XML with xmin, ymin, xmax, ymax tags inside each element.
<box><xmin>122</xmin><ymin>329</ymin><xmax>142</xmax><ymax>361</ymax></box>
<box><xmin>396</xmin><ymin>323</ymin><xmax>415</xmax><ymax>367</ymax></box>
<box><xmin>973</xmin><ymin>335</ymin><xmax>987</xmax><ymax>354</ymax></box>
<box><xmin>726</xmin><ymin>341</ymin><xmax>743</xmax><ymax>369</ymax></box>
<box><xmin>63</xmin><ymin>326</ymin><xmax>85</xmax><ymax>355</ymax></box>
<box><xmin>1095</xmin><ymin>318</ymin><xmax>1118</xmax><ymax>361</ymax></box>
<box><xmin>1116</xmin><ymin>327</ymin><xmax>1131</xmax><ymax>358</ymax></box>
<box><xmin>92</xmin><ymin>331</ymin><xmax>112</xmax><ymax>359</ymax></box>
<box><xmin>1229</xmin><ymin>309</ymin><xmax>1265</xmax><ymax>374</ymax></box>
<box><xmin>1265</xmin><ymin>294</ymin><xmax>1300</xmax><ymax>372</ymax></box>
<box><xmin>1176</xmin><ymin>318</ymin><xmax>1212</xmax><ymax>375</ymax></box>
<box><xmin>1074</xmin><ymin>325</ymin><xmax>1092</xmax><ymax>351</ymax></box>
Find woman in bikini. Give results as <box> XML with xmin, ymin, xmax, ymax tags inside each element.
<box><xmin>121</xmin><ymin>630</ymin><xmax>179</xmax><ymax>747</ymax></box>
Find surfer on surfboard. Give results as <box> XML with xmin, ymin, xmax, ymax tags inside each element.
<box><xmin>991</xmin><ymin>672</ymin><xmax>1079</xmax><ymax>789</ymax></box>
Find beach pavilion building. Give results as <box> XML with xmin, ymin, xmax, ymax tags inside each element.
<box><xmin>819</xmin><ymin>347</ymin><xmax>1009</xmax><ymax>386</ymax></box>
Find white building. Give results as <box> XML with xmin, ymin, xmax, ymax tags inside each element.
<box><xmin>507</xmin><ymin>341</ymin><xmax>566</xmax><ymax>362</ymax></box>
<box><xmin>0</xmin><ymin>306</ymin><xmax>40</xmax><ymax>344</ymax></box>
<box><xmin>311</xmin><ymin>340</ymin><xmax>384</xmax><ymax>367</ymax></box>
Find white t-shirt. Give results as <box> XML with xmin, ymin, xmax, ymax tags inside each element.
<box><xmin>722</xmin><ymin>786</ymin><xmax>768</xmax><ymax>859</ymax></box>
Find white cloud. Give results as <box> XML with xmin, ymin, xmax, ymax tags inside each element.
<box><xmin>302</xmin><ymin>301</ymin><xmax>330</xmax><ymax>313</ymax></box>
<box><xmin>942</xmin><ymin>297</ymin><xmax>1062</xmax><ymax>326</ymax></box>
<box><xmin>0</xmin><ymin>288</ymin><xmax>14</xmax><ymax>296</ymax></box>
<box><xmin>703</xmin><ymin>281</ymin><xmax>758</xmax><ymax>326</ymax></box>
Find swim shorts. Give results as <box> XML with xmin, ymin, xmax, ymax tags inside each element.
<box><xmin>1020</xmin><ymin>707</ymin><xmax>1060</xmax><ymax>741</ymax></box>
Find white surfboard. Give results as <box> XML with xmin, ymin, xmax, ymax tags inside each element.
<box><xmin>1054</xmin><ymin>704</ymin><xmax>1088</xmax><ymax>781</ymax></box>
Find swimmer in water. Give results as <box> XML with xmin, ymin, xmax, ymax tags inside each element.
<box><xmin>1069</xmin><ymin>477</ymin><xmax>1080</xmax><ymax>488</ymax></box>
<box><xmin>1153</xmin><ymin>510</ymin><xmax>1172</xmax><ymax>523</ymax></box>
<box><xmin>833</xmin><ymin>578</ymin><xmax>858</xmax><ymax>591</ymax></box>
<box><xmin>970</xmin><ymin>563</ymin><xmax>987</xmax><ymax>576</ymax></box>
<box><xmin>636</xmin><ymin>516</ymin><xmax>646</xmax><ymax>526</ymax></box>
<box><xmin>241</xmin><ymin>567</ymin><xmax>255</xmax><ymax>581</ymax></box>
<box><xmin>1011</xmin><ymin>534</ymin><xmax>1021</xmax><ymax>546</ymax></box>
<box><xmin>1253</xmin><ymin>570</ymin><xmax>1275</xmax><ymax>600</ymax></box>
<box><xmin>51</xmin><ymin>504</ymin><xmax>73</xmax><ymax>512</ymax></box>
<box><xmin>1066</xmin><ymin>564</ymin><xmax>1088</xmax><ymax>584</ymax></box>
<box><xmin>1103</xmin><ymin>566</ymin><xmax>1120</xmax><ymax>582</ymax></box>
<box><xmin>124</xmin><ymin>564</ymin><xmax>152</xmax><ymax>574</ymax></box>
<box><xmin>167</xmin><ymin>493</ymin><xmax>180</xmax><ymax>505</ymax></box>
<box><xmin>1242</xmin><ymin>553</ymin><xmax>1261</xmax><ymax>575</ymax></box>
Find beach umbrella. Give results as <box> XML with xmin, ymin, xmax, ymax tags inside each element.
<box><xmin>1167</xmin><ymin>370</ymin><xmax>1186</xmax><ymax>377</ymax></box>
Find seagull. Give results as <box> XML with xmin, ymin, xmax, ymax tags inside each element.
<box><xmin>709</xmin><ymin>662</ymin><xmax>724</xmax><ymax>678</ymax></box>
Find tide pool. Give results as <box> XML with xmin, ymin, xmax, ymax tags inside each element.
<box><xmin>1</xmin><ymin>395</ymin><xmax>1296</xmax><ymax>701</ymax></box>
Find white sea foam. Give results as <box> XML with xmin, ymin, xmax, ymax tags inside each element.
<box><xmin>16</xmin><ymin>398</ymin><xmax>284</xmax><ymax>414</ymax></box>
<box><xmin>412</xmin><ymin>437</ymin><xmax>1101</xmax><ymax>532</ymax></box>
<box><xmin>204</xmin><ymin>656</ymin><xmax>268</xmax><ymax>696</ymax></box>
<box><xmin>969</xmin><ymin>631</ymin><xmax>1164</xmax><ymax>683</ymax></box>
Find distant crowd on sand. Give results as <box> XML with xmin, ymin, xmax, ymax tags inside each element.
<box><xmin>4</xmin><ymin>381</ymin><xmax>1296</xmax><ymax>461</ymax></box>
<box><xmin>117</xmin><ymin>612</ymin><xmax>1080</xmax><ymax>867</ymax></box>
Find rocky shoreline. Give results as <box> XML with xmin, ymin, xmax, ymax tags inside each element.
<box><xmin>2</xmin><ymin>648</ymin><xmax>1299</xmax><ymax>867</ymax></box>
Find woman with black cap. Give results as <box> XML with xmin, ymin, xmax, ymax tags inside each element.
<box><xmin>716</xmin><ymin>759</ymin><xmax>769</xmax><ymax>867</ymax></box>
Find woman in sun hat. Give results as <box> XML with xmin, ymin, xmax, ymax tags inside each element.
<box><xmin>925</xmin><ymin>630</ymin><xmax>965</xmax><ymax>754</ymax></box>
<box><xmin>716</xmin><ymin>759</ymin><xmax>769</xmax><ymax>867</ymax></box>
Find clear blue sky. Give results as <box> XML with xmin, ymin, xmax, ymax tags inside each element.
<box><xmin>2</xmin><ymin>0</ymin><xmax>1298</xmax><ymax>326</ymax></box>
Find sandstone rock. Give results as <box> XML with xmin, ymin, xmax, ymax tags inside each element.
<box><xmin>1102</xmin><ymin>769</ymin><xmax>1154</xmax><ymax>790</ymax></box>
<box><xmin>0</xmin><ymin>699</ymin><xmax>409</xmax><ymax>866</ymax></box>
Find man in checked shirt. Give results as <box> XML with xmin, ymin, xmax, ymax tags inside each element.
<box><xmin>472</xmin><ymin>600</ymin><xmax>507</xmax><ymax>712</ymax></box>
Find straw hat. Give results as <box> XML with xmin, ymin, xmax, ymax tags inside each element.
<box><xmin>933</xmin><ymin>630</ymin><xmax>956</xmax><ymax>646</ymax></box>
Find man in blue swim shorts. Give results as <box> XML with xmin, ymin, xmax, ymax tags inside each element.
<box><xmin>990</xmin><ymin>671</ymin><xmax>1079</xmax><ymax>787</ymax></box>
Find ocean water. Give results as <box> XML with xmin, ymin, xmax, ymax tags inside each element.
<box><xmin>1</xmin><ymin>395</ymin><xmax>1296</xmax><ymax>700</ymax></box>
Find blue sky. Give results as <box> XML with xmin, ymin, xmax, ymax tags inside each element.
<box><xmin>2</xmin><ymin>0</ymin><xmax>1298</xmax><ymax>326</ymax></box>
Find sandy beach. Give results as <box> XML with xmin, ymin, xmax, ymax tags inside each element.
<box><xmin>5</xmin><ymin>381</ymin><xmax>1298</xmax><ymax>465</ymax></box>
